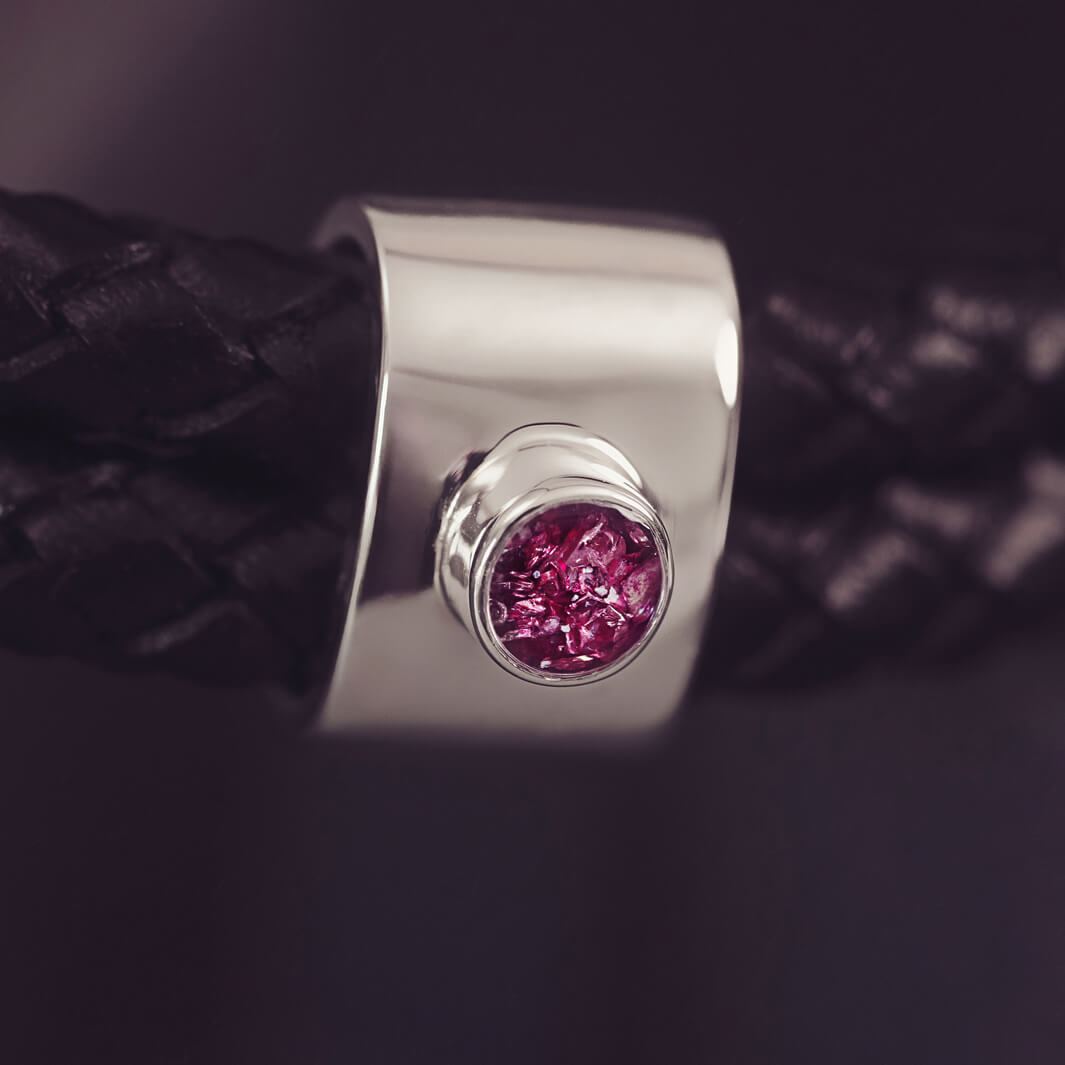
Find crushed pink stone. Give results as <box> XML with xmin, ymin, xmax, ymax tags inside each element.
<box><xmin>488</xmin><ymin>503</ymin><xmax>663</xmax><ymax>675</ymax></box>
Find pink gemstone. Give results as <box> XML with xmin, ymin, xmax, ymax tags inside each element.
<box><xmin>488</xmin><ymin>503</ymin><xmax>664</xmax><ymax>676</ymax></box>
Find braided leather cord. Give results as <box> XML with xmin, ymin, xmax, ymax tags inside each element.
<box><xmin>1</xmin><ymin>188</ymin><xmax>1064</xmax><ymax>696</ymax></box>
<box><xmin>704</xmin><ymin>240</ymin><xmax>1065</xmax><ymax>685</ymax></box>
<box><xmin>0</xmin><ymin>190</ymin><xmax>377</xmax><ymax>704</ymax></box>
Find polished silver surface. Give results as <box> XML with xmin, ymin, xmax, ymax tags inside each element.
<box><xmin>437</xmin><ymin>423</ymin><xmax>674</xmax><ymax>686</ymax></box>
<box><xmin>314</xmin><ymin>198</ymin><xmax>741</xmax><ymax>739</ymax></box>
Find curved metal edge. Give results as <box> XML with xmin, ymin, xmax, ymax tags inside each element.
<box><xmin>311</xmin><ymin>201</ymin><xmax>390</xmax><ymax>726</ymax></box>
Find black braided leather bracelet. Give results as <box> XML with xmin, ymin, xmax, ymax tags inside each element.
<box><xmin>2</xmin><ymin>188</ymin><xmax>1063</xmax><ymax>732</ymax></box>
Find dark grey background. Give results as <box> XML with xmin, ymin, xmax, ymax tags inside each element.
<box><xmin>3</xmin><ymin>3</ymin><xmax>1065</xmax><ymax>1063</ymax></box>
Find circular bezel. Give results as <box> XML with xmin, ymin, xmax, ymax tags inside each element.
<box><xmin>469</xmin><ymin>481</ymin><xmax>674</xmax><ymax>686</ymax></box>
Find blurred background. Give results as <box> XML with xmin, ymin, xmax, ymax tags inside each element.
<box><xmin>3</xmin><ymin>2</ymin><xmax>1065</xmax><ymax>1062</ymax></box>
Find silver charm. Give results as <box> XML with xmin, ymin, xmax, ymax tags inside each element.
<box><xmin>314</xmin><ymin>199</ymin><xmax>740</xmax><ymax>740</ymax></box>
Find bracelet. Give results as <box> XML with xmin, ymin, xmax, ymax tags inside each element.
<box><xmin>1</xmin><ymin>189</ymin><xmax>1063</xmax><ymax>736</ymax></box>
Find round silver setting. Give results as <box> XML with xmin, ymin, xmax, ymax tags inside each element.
<box><xmin>437</xmin><ymin>424</ymin><xmax>674</xmax><ymax>686</ymax></box>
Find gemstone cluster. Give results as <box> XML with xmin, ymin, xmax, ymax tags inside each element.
<box><xmin>487</xmin><ymin>502</ymin><xmax>664</xmax><ymax>676</ymax></box>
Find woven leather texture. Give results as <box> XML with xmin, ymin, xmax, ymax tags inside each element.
<box><xmin>710</xmin><ymin>243</ymin><xmax>1065</xmax><ymax>684</ymax></box>
<box><xmin>0</xmin><ymin>190</ymin><xmax>377</xmax><ymax>703</ymax></box>
<box><xmin>1</xmin><ymin>189</ymin><xmax>1063</xmax><ymax>695</ymax></box>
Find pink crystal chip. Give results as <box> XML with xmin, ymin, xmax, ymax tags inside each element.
<box><xmin>487</xmin><ymin>503</ymin><xmax>664</xmax><ymax>676</ymax></box>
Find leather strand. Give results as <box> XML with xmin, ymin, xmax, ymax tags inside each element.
<box><xmin>736</xmin><ymin>243</ymin><xmax>1065</xmax><ymax>500</ymax></box>
<box><xmin>0</xmin><ymin>190</ymin><xmax>376</xmax><ymax>479</ymax></box>
<box><xmin>1</xmin><ymin>188</ymin><xmax>1064</xmax><ymax>696</ymax></box>
<box><xmin>703</xmin><ymin>451</ymin><xmax>1065</xmax><ymax>687</ymax></box>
